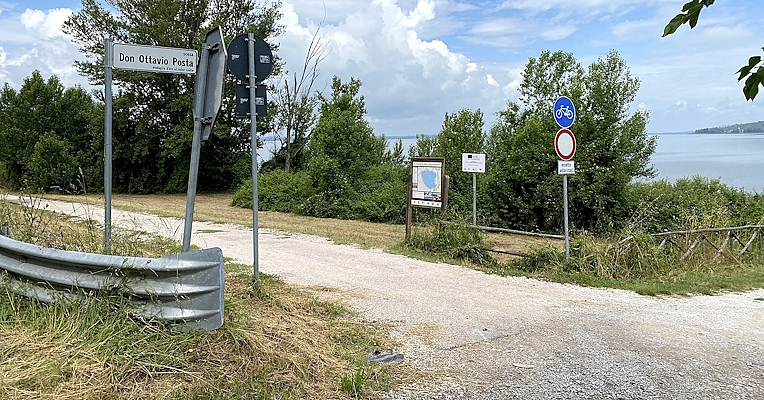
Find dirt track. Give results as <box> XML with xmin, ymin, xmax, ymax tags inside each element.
<box><xmin>34</xmin><ymin>199</ymin><xmax>764</xmax><ymax>399</ymax></box>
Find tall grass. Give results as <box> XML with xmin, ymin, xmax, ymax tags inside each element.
<box><xmin>0</xmin><ymin>193</ymin><xmax>404</xmax><ymax>398</ymax></box>
<box><xmin>502</xmin><ymin>228</ymin><xmax>764</xmax><ymax>295</ymax></box>
<box><xmin>406</xmin><ymin>218</ymin><xmax>494</xmax><ymax>266</ymax></box>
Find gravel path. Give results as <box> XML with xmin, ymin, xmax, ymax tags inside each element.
<box><xmin>31</xmin><ymin>199</ymin><xmax>764</xmax><ymax>399</ymax></box>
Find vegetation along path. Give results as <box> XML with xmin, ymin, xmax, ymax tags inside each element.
<box><xmin>33</xmin><ymin>198</ymin><xmax>764</xmax><ymax>399</ymax></box>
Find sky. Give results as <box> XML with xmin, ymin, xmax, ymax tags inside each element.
<box><xmin>0</xmin><ymin>0</ymin><xmax>763</xmax><ymax>138</ymax></box>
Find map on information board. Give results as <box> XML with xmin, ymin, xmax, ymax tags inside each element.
<box><xmin>410</xmin><ymin>158</ymin><xmax>444</xmax><ymax>208</ymax></box>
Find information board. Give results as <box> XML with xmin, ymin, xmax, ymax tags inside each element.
<box><xmin>410</xmin><ymin>158</ymin><xmax>445</xmax><ymax>209</ymax></box>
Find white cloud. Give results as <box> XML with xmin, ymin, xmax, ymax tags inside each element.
<box><xmin>21</xmin><ymin>8</ymin><xmax>73</xmax><ymax>39</ymax></box>
<box><xmin>278</xmin><ymin>0</ymin><xmax>512</xmax><ymax>137</ymax></box>
<box><xmin>0</xmin><ymin>7</ymin><xmax>86</xmax><ymax>89</ymax></box>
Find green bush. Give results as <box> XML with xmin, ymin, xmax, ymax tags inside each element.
<box><xmin>231</xmin><ymin>170</ymin><xmax>314</xmax><ymax>213</ymax></box>
<box><xmin>231</xmin><ymin>164</ymin><xmax>409</xmax><ymax>224</ymax></box>
<box><xmin>627</xmin><ymin>176</ymin><xmax>764</xmax><ymax>232</ymax></box>
<box><xmin>26</xmin><ymin>133</ymin><xmax>79</xmax><ymax>192</ymax></box>
<box><xmin>351</xmin><ymin>164</ymin><xmax>407</xmax><ymax>224</ymax></box>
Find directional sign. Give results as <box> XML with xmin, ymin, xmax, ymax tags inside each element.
<box><xmin>113</xmin><ymin>43</ymin><xmax>197</xmax><ymax>74</ymax></box>
<box><xmin>553</xmin><ymin>96</ymin><xmax>576</xmax><ymax>128</ymax></box>
<box><xmin>227</xmin><ymin>34</ymin><xmax>273</xmax><ymax>83</ymax></box>
<box><xmin>194</xmin><ymin>27</ymin><xmax>227</xmax><ymax>141</ymax></box>
<box><xmin>555</xmin><ymin>128</ymin><xmax>577</xmax><ymax>160</ymax></box>
<box><xmin>235</xmin><ymin>84</ymin><xmax>267</xmax><ymax>118</ymax></box>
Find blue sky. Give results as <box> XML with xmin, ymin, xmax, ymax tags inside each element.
<box><xmin>1</xmin><ymin>0</ymin><xmax>763</xmax><ymax>138</ymax></box>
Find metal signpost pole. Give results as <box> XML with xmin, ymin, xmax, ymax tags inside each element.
<box><xmin>472</xmin><ymin>172</ymin><xmax>477</xmax><ymax>226</ymax></box>
<box><xmin>553</xmin><ymin>97</ymin><xmax>576</xmax><ymax>261</ymax></box>
<box><xmin>563</xmin><ymin>174</ymin><xmax>570</xmax><ymax>260</ymax></box>
<box><xmin>104</xmin><ymin>37</ymin><xmax>113</xmax><ymax>254</ymax></box>
<box><xmin>248</xmin><ymin>33</ymin><xmax>260</xmax><ymax>282</ymax></box>
<box><xmin>182</xmin><ymin>44</ymin><xmax>210</xmax><ymax>252</ymax></box>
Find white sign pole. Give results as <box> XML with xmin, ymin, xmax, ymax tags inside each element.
<box><xmin>248</xmin><ymin>33</ymin><xmax>260</xmax><ymax>283</ymax></box>
<box><xmin>461</xmin><ymin>153</ymin><xmax>485</xmax><ymax>226</ymax></box>
<box><xmin>472</xmin><ymin>172</ymin><xmax>477</xmax><ymax>226</ymax></box>
<box><xmin>563</xmin><ymin>175</ymin><xmax>569</xmax><ymax>260</ymax></box>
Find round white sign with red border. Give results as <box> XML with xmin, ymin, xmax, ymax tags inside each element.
<box><xmin>555</xmin><ymin>128</ymin><xmax>576</xmax><ymax>161</ymax></box>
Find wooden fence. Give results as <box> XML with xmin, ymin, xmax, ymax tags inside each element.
<box><xmin>619</xmin><ymin>225</ymin><xmax>764</xmax><ymax>261</ymax></box>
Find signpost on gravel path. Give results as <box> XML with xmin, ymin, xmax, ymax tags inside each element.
<box><xmin>105</xmin><ymin>38</ymin><xmax>199</xmax><ymax>254</ymax></box>
<box><xmin>553</xmin><ymin>97</ymin><xmax>577</xmax><ymax>260</ymax></box>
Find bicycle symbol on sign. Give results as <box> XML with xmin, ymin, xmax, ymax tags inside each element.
<box><xmin>555</xmin><ymin>105</ymin><xmax>573</xmax><ymax>120</ymax></box>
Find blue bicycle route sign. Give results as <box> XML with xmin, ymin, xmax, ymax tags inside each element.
<box><xmin>553</xmin><ymin>96</ymin><xmax>575</xmax><ymax>128</ymax></box>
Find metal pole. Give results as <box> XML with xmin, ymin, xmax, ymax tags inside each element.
<box><xmin>248</xmin><ymin>33</ymin><xmax>260</xmax><ymax>282</ymax></box>
<box><xmin>472</xmin><ymin>172</ymin><xmax>477</xmax><ymax>226</ymax></box>
<box><xmin>104</xmin><ymin>37</ymin><xmax>113</xmax><ymax>255</ymax></box>
<box><xmin>563</xmin><ymin>174</ymin><xmax>570</xmax><ymax>260</ymax></box>
<box><xmin>182</xmin><ymin>44</ymin><xmax>210</xmax><ymax>252</ymax></box>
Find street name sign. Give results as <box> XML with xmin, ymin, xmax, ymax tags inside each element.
<box><xmin>113</xmin><ymin>43</ymin><xmax>197</xmax><ymax>74</ymax></box>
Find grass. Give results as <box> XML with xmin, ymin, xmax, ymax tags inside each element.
<box><xmin>40</xmin><ymin>191</ymin><xmax>559</xmax><ymax>258</ymax></box>
<box><xmin>487</xmin><ymin>233</ymin><xmax>764</xmax><ymax>296</ymax></box>
<box><xmin>38</xmin><ymin>191</ymin><xmax>764</xmax><ymax>296</ymax></box>
<box><xmin>0</xmin><ymin>197</ymin><xmax>414</xmax><ymax>399</ymax></box>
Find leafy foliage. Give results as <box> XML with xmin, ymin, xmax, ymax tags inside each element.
<box><xmin>231</xmin><ymin>170</ymin><xmax>314</xmax><ymax>214</ymax></box>
<box><xmin>663</xmin><ymin>0</ymin><xmax>763</xmax><ymax>101</ymax></box>
<box><xmin>626</xmin><ymin>176</ymin><xmax>764</xmax><ymax>233</ymax></box>
<box><xmin>0</xmin><ymin>72</ymin><xmax>101</xmax><ymax>191</ymax></box>
<box><xmin>411</xmin><ymin>109</ymin><xmax>485</xmax><ymax>215</ymax></box>
<box><xmin>236</xmin><ymin>77</ymin><xmax>408</xmax><ymax>223</ymax></box>
<box><xmin>483</xmin><ymin>50</ymin><xmax>655</xmax><ymax>234</ymax></box>
<box><xmin>63</xmin><ymin>0</ymin><xmax>284</xmax><ymax>193</ymax></box>
<box><xmin>303</xmin><ymin>77</ymin><xmax>389</xmax><ymax>218</ymax></box>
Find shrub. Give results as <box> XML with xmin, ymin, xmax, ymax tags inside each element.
<box><xmin>26</xmin><ymin>133</ymin><xmax>79</xmax><ymax>192</ymax></box>
<box><xmin>626</xmin><ymin>176</ymin><xmax>764</xmax><ymax>232</ymax></box>
<box><xmin>351</xmin><ymin>164</ymin><xmax>407</xmax><ymax>224</ymax></box>
<box><xmin>231</xmin><ymin>170</ymin><xmax>314</xmax><ymax>213</ymax></box>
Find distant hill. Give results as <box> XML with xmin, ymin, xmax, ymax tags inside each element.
<box><xmin>695</xmin><ymin>121</ymin><xmax>764</xmax><ymax>134</ymax></box>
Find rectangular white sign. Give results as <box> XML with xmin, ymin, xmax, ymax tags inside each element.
<box><xmin>462</xmin><ymin>153</ymin><xmax>486</xmax><ymax>173</ymax></box>
<box><xmin>113</xmin><ymin>43</ymin><xmax>197</xmax><ymax>74</ymax></box>
<box><xmin>558</xmin><ymin>160</ymin><xmax>575</xmax><ymax>175</ymax></box>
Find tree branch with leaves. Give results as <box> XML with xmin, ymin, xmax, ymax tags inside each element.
<box><xmin>663</xmin><ymin>0</ymin><xmax>763</xmax><ymax>100</ymax></box>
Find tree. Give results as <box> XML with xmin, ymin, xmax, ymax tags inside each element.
<box><xmin>411</xmin><ymin>109</ymin><xmax>485</xmax><ymax>216</ymax></box>
<box><xmin>271</xmin><ymin>23</ymin><xmax>328</xmax><ymax>172</ymax></box>
<box><xmin>0</xmin><ymin>71</ymin><xmax>101</xmax><ymax>190</ymax></box>
<box><xmin>306</xmin><ymin>76</ymin><xmax>387</xmax><ymax>218</ymax></box>
<box><xmin>663</xmin><ymin>0</ymin><xmax>763</xmax><ymax>100</ymax></box>
<box><xmin>484</xmin><ymin>50</ymin><xmax>656</xmax><ymax>233</ymax></box>
<box><xmin>63</xmin><ymin>0</ymin><xmax>284</xmax><ymax>192</ymax></box>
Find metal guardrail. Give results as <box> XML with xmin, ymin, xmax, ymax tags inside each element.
<box><xmin>0</xmin><ymin>233</ymin><xmax>224</xmax><ymax>331</ymax></box>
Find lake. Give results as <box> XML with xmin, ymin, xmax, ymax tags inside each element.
<box><xmin>258</xmin><ymin>132</ymin><xmax>764</xmax><ymax>194</ymax></box>
<box><xmin>648</xmin><ymin>133</ymin><xmax>764</xmax><ymax>193</ymax></box>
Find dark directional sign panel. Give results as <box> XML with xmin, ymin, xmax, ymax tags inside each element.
<box><xmin>235</xmin><ymin>84</ymin><xmax>267</xmax><ymax>118</ymax></box>
<box><xmin>227</xmin><ymin>34</ymin><xmax>273</xmax><ymax>84</ymax></box>
<box><xmin>193</xmin><ymin>26</ymin><xmax>227</xmax><ymax>141</ymax></box>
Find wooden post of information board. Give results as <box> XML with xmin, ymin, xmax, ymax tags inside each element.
<box><xmin>406</xmin><ymin>171</ymin><xmax>413</xmax><ymax>241</ymax></box>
